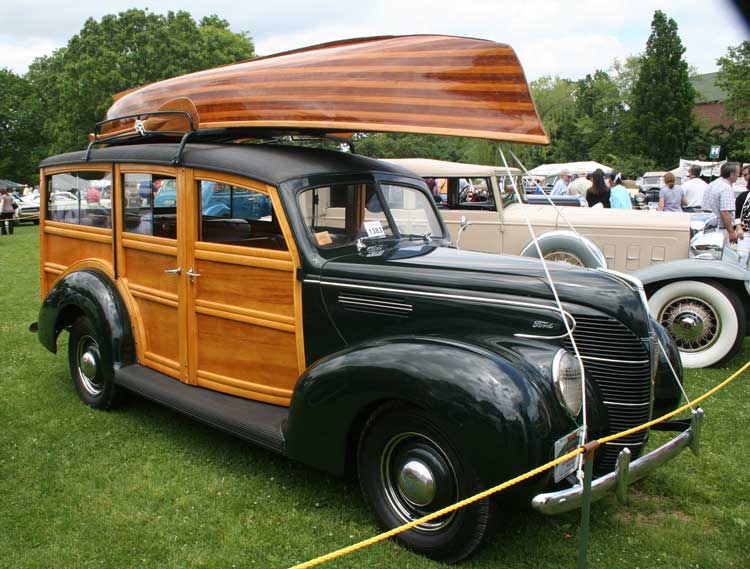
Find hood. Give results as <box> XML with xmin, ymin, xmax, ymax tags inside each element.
<box><xmin>320</xmin><ymin>241</ymin><xmax>648</xmax><ymax>331</ymax></box>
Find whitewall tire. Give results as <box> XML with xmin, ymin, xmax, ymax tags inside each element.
<box><xmin>648</xmin><ymin>280</ymin><xmax>745</xmax><ymax>368</ymax></box>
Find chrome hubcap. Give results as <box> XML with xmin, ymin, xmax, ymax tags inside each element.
<box><xmin>398</xmin><ymin>459</ymin><xmax>436</xmax><ymax>507</ymax></box>
<box><xmin>77</xmin><ymin>335</ymin><xmax>103</xmax><ymax>395</ymax></box>
<box><xmin>660</xmin><ymin>297</ymin><xmax>720</xmax><ymax>352</ymax></box>
<box><xmin>381</xmin><ymin>433</ymin><xmax>457</xmax><ymax>532</ymax></box>
<box><xmin>544</xmin><ymin>251</ymin><xmax>583</xmax><ymax>266</ymax></box>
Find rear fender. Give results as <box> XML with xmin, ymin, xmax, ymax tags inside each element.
<box><xmin>37</xmin><ymin>269</ymin><xmax>135</xmax><ymax>370</ymax></box>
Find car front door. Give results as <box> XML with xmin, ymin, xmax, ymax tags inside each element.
<box><xmin>182</xmin><ymin>169</ymin><xmax>305</xmax><ymax>406</ymax></box>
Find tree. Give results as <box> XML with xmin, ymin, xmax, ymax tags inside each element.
<box><xmin>715</xmin><ymin>40</ymin><xmax>750</xmax><ymax>125</ymax></box>
<box><xmin>0</xmin><ymin>68</ymin><xmax>44</xmax><ymax>183</ymax></box>
<box><xmin>26</xmin><ymin>9</ymin><xmax>254</xmax><ymax>155</ymax></box>
<box><xmin>629</xmin><ymin>10</ymin><xmax>696</xmax><ymax>169</ymax></box>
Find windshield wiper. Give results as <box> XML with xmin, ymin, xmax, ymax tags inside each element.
<box><xmin>400</xmin><ymin>232</ymin><xmax>432</xmax><ymax>243</ymax></box>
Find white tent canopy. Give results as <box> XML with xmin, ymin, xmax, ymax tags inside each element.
<box><xmin>527</xmin><ymin>161</ymin><xmax>613</xmax><ymax>176</ymax></box>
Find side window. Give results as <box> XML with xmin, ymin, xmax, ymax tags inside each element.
<box><xmin>47</xmin><ymin>171</ymin><xmax>111</xmax><ymax>228</ymax></box>
<box><xmin>425</xmin><ymin>177</ymin><xmax>496</xmax><ymax>211</ymax></box>
<box><xmin>198</xmin><ymin>181</ymin><xmax>287</xmax><ymax>250</ymax></box>
<box><xmin>122</xmin><ymin>173</ymin><xmax>177</xmax><ymax>239</ymax></box>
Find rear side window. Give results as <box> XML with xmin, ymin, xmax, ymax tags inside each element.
<box><xmin>197</xmin><ymin>180</ymin><xmax>287</xmax><ymax>250</ymax></box>
<box><xmin>47</xmin><ymin>171</ymin><xmax>112</xmax><ymax>228</ymax></box>
<box><xmin>122</xmin><ymin>173</ymin><xmax>177</xmax><ymax>239</ymax></box>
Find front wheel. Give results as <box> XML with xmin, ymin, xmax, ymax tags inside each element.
<box><xmin>649</xmin><ymin>280</ymin><xmax>746</xmax><ymax>368</ymax></box>
<box><xmin>357</xmin><ymin>403</ymin><xmax>495</xmax><ymax>563</ymax></box>
<box><xmin>67</xmin><ymin>316</ymin><xmax>120</xmax><ymax>409</ymax></box>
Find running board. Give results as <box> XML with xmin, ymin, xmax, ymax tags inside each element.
<box><xmin>115</xmin><ymin>365</ymin><xmax>287</xmax><ymax>454</ymax></box>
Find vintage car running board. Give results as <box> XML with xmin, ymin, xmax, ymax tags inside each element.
<box><xmin>115</xmin><ymin>365</ymin><xmax>288</xmax><ymax>454</ymax></box>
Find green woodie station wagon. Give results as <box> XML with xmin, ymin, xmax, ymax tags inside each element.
<box><xmin>34</xmin><ymin>35</ymin><xmax>700</xmax><ymax>563</ymax></box>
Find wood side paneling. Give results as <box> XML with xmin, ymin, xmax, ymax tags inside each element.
<box><xmin>136</xmin><ymin>297</ymin><xmax>180</xmax><ymax>372</ymax></box>
<box><xmin>123</xmin><ymin>248</ymin><xmax>179</xmax><ymax>295</ymax></box>
<box><xmin>194</xmin><ymin>313</ymin><xmax>297</xmax><ymax>404</ymax></box>
<box><xmin>45</xmin><ymin>235</ymin><xmax>113</xmax><ymax>273</ymax></box>
<box><xmin>192</xmin><ymin>259</ymin><xmax>294</xmax><ymax>318</ymax></box>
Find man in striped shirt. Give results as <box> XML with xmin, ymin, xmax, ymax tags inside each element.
<box><xmin>702</xmin><ymin>162</ymin><xmax>741</xmax><ymax>244</ymax></box>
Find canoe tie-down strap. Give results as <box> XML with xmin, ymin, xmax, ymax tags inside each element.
<box><xmin>288</xmin><ymin>360</ymin><xmax>749</xmax><ymax>569</ymax></box>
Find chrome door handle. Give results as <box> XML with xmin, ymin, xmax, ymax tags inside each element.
<box><xmin>186</xmin><ymin>267</ymin><xmax>201</xmax><ymax>278</ymax></box>
<box><xmin>164</xmin><ymin>267</ymin><xmax>181</xmax><ymax>275</ymax></box>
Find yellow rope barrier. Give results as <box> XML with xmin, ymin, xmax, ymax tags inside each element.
<box><xmin>289</xmin><ymin>360</ymin><xmax>750</xmax><ymax>569</ymax></box>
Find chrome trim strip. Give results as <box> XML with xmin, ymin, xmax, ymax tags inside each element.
<box><xmin>338</xmin><ymin>294</ymin><xmax>412</xmax><ymax>309</ymax></box>
<box><xmin>313</xmin><ymin>279</ymin><xmax>576</xmax><ymax>321</ymax></box>
<box><xmin>579</xmin><ymin>355</ymin><xmax>650</xmax><ymax>365</ymax></box>
<box><xmin>514</xmin><ymin>332</ymin><xmax>571</xmax><ymax>339</ymax></box>
<box><xmin>532</xmin><ymin>408</ymin><xmax>703</xmax><ymax>515</ymax></box>
<box><xmin>602</xmin><ymin>440</ymin><xmax>648</xmax><ymax>447</ymax></box>
<box><xmin>338</xmin><ymin>298</ymin><xmax>413</xmax><ymax>312</ymax></box>
<box><xmin>603</xmin><ymin>401</ymin><xmax>651</xmax><ymax>407</ymax></box>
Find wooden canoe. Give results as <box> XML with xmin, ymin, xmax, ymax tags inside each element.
<box><xmin>102</xmin><ymin>35</ymin><xmax>549</xmax><ymax>145</ymax></box>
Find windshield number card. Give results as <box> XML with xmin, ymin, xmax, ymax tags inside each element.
<box><xmin>554</xmin><ymin>426</ymin><xmax>584</xmax><ymax>483</ymax></box>
<box><xmin>364</xmin><ymin>220</ymin><xmax>386</xmax><ymax>239</ymax></box>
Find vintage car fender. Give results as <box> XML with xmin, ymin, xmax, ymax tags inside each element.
<box><xmin>519</xmin><ymin>230</ymin><xmax>607</xmax><ymax>269</ymax></box>
<box><xmin>285</xmin><ymin>336</ymin><xmax>584</xmax><ymax>492</ymax></box>
<box><xmin>632</xmin><ymin>258</ymin><xmax>750</xmax><ymax>289</ymax></box>
<box><xmin>37</xmin><ymin>269</ymin><xmax>135</xmax><ymax>370</ymax></box>
<box><xmin>651</xmin><ymin>317</ymin><xmax>685</xmax><ymax>417</ymax></box>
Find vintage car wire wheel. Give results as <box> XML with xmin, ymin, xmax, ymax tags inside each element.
<box><xmin>357</xmin><ymin>403</ymin><xmax>495</xmax><ymax>562</ymax></box>
<box><xmin>67</xmin><ymin>316</ymin><xmax>121</xmax><ymax>409</ymax></box>
<box><xmin>649</xmin><ymin>280</ymin><xmax>745</xmax><ymax>368</ymax></box>
<box><xmin>543</xmin><ymin>251</ymin><xmax>584</xmax><ymax>266</ymax></box>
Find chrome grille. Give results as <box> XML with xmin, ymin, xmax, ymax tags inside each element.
<box><xmin>564</xmin><ymin>314</ymin><xmax>652</xmax><ymax>475</ymax></box>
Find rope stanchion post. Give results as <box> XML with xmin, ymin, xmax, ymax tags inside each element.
<box><xmin>577</xmin><ymin>441</ymin><xmax>599</xmax><ymax>569</ymax></box>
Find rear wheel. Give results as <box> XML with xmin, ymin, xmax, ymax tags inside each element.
<box><xmin>357</xmin><ymin>403</ymin><xmax>495</xmax><ymax>563</ymax></box>
<box><xmin>67</xmin><ymin>316</ymin><xmax>120</xmax><ymax>409</ymax></box>
<box><xmin>649</xmin><ymin>280</ymin><xmax>745</xmax><ymax>368</ymax></box>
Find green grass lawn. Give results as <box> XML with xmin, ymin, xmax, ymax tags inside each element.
<box><xmin>1</xmin><ymin>224</ymin><xmax>749</xmax><ymax>568</ymax></box>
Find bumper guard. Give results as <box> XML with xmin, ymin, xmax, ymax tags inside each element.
<box><xmin>532</xmin><ymin>408</ymin><xmax>704</xmax><ymax>515</ymax></box>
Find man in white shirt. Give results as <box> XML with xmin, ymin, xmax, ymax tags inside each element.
<box><xmin>567</xmin><ymin>169</ymin><xmax>591</xmax><ymax>198</ymax></box>
<box><xmin>702</xmin><ymin>162</ymin><xmax>741</xmax><ymax>244</ymax></box>
<box><xmin>550</xmin><ymin>169</ymin><xmax>571</xmax><ymax>196</ymax></box>
<box><xmin>682</xmin><ymin>165</ymin><xmax>708</xmax><ymax>211</ymax></box>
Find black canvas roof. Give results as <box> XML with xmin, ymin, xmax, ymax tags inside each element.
<box><xmin>40</xmin><ymin>143</ymin><xmax>415</xmax><ymax>187</ymax></box>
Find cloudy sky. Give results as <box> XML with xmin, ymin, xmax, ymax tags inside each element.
<box><xmin>1</xmin><ymin>0</ymin><xmax>747</xmax><ymax>80</ymax></box>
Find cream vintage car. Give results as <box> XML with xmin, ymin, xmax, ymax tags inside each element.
<box><xmin>385</xmin><ymin>158</ymin><xmax>750</xmax><ymax>369</ymax></box>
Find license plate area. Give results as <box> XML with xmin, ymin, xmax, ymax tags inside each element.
<box><xmin>554</xmin><ymin>426</ymin><xmax>584</xmax><ymax>483</ymax></box>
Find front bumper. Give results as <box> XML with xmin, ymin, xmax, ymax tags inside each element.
<box><xmin>532</xmin><ymin>408</ymin><xmax>703</xmax><ymax>515</ymax></box>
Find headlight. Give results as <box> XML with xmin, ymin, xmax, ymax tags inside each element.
<box><xmin>689</xmin><ymin>232</ymin><xmax>724</xmax><ymax>260</ymax></box>
<box><xmin>553</xmin><ymin>349</ymin><xmax>583</xmax><ymax>417</ymax></box>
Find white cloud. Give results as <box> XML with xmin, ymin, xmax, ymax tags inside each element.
<box><xmin>1</xmin><ymin>0</ymin><xmax>746</xmax><ymax>79</ymax></box>
<box><xmin>0</xmin><ymin>38</ymin><xmax>62</xmax><ymax>74</ymax></box>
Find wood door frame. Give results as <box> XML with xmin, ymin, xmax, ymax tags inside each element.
<box><xmin>184</xmin><ymin>169</ymin><xmax>306</xmax><ymax>398</ymax></box>
<box><xmin>115</xmin><ymin>164</ymin><xmax>189</xmax><ymax>380</ymax></box>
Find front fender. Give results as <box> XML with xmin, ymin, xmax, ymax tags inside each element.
<box><xmin>634</xmin><ymin>258</ymin><xmax>750</xmax><ymax>287</ymax></box>
<box><xmin>38</xmin><ymin>269</ymin><xmax>135</xmax><ymax>371</ymax></box>
<box><xmin>285</xmin><ymin>336</ymin><xmax>574</xmax><ymax>494</ymax></box>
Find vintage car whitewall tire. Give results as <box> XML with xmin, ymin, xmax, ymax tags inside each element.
<box><xmin>357</xmin><ymin>403</ymin><xmax>495</xmax><ymax>563</ymax></box>
<box><xmin>648</xmin><ymin>280</ymin><xmax>745</xmax><ymax>368</ymax></box>
<box><xmin>67</xmin><ymin>316</ymin><xmax>121</xmax><ymax>409</ymax></box>
<box><xmin>520</xmin><ymin>231</ymin><xmax>608</xmax><ymax>269</ymax></box>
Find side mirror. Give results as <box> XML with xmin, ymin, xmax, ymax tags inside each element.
<box><xmin>456</xmin><ymin>215</ymin><xmax>472</xmax><ymax>249</ymax></box>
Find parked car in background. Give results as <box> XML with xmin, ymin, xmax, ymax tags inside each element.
<box><xmin>11</xmin><ymin>194</ymin><xmax>40</xmax><ymax>224</ymax></box>
<box><xmin>387</xmin><ymin>158</ymin><xmax>750</xmax><ymax>368</ymax></box>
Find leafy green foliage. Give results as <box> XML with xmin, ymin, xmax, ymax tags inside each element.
<box><xmin>0</xmin><ymin>69</ymin><xmax>44</xmax><ymax>183</ymax></box>
<box><xmin>716</xmin><ymin>41</ymin><xmax>750</xmax><ymax>125</ymax></box>
<box><xmin>629</xmin><ymin>10</ymin><xmax>696</xmax><ymax>168</ymax></box>
<box><xmin>26</xmin><ymin>9</ymin><xmax>254</xmax><ymax>155</ymax></box>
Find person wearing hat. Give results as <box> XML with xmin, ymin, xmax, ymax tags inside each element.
<box><xmin>550</xmin><ymin>169</ymin><xmax>571</xmax><ymax>196</ymax></box>
<box><xmin>567</xmin><ymin>168</ymin><xmax>591</xmax><ymax>198</ymax></box>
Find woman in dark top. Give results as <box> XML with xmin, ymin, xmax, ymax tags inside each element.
<box><xmin>586</xmin><ymin>169</ymin><xmax>611</xmax><ymax>208</ymax></box>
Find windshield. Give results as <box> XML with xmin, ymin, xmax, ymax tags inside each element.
<box><xmin>497</xmin><ymin>175</ymin><xmax>527</xmax><ymax>207</ymax></box>
<box><xmin>298</xmin><ymin>181</ymin><xmax>443</xmax><ymax>248</ymax></box>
